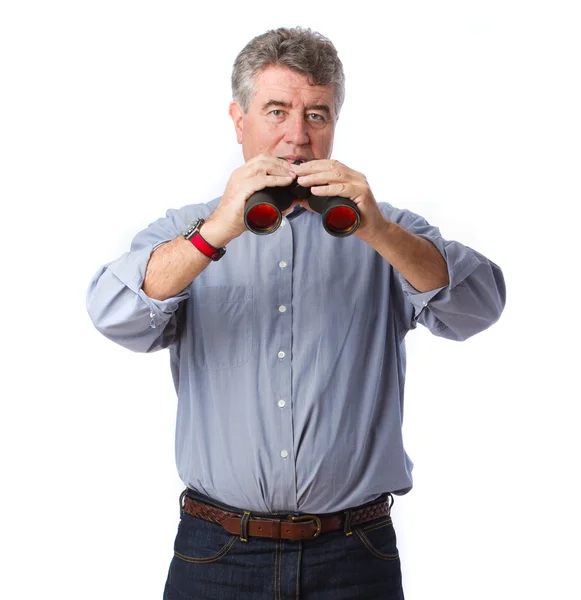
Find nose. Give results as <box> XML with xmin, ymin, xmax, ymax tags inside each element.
<box><xmin>284</xmin><ymin>113</ymin><xmax>309</xmax><ymax>146</ymax></box>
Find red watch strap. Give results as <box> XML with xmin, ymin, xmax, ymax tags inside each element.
<box><xmin>189</xmin><ymin>231</ymin><xmax>224</xmax><ymax>261</ymax></box>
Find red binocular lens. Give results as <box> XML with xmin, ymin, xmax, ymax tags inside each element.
<box><xmin>246</xmin><ymin>203</ymin><xmax>280</xmax><ymax>232</ymax></box>
<box><xmin>324</xmin><ymin>205</ymin><xmax>359</xmax><ymax>235</ymax></box>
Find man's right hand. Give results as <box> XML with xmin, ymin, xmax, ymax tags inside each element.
<box><xmin>201</xmin><ymin>155</ymin><xmax>297</xmax><ymax>247</ymax></box>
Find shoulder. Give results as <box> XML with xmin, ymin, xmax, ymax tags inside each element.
<box><xmin>377</xmin><ymin>202</ymin><xmax>430</xmax><ymax>228</ymax></box>
<box><xmin>130</xmin><ymin>198</ymin><xmax>222</xmax><ymax>251</ymax></box>
<box><xmin>162</xmin><ymin>197</ymin><xmax>222</xmax><ymax>228</ymax></box>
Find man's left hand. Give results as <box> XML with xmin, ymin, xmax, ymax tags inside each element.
<box><xmin>289</xmin><ymin>159</ymin><xmax>387</xmax><ymax>242</ymax></box>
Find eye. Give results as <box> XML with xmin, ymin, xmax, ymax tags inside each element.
<box><xmin>307</xmin><ymin>113</ymin><xmax>325</xmax><ymax>123</ymax></box>
<box><xmin>269</xmin><ymin>109</ymin><xmax>285</xmax><ymax>117</ymax></box>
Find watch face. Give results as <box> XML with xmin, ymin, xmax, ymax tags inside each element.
<box><xmin>184</xmin><ymin>218</ymin><xmax>204</xmax><ymax>239</ymax></box>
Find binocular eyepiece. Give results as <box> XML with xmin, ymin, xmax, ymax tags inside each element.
<box><xmin>244</xmin><ymin>160</ymin><xmax>361</xmax><ymax>237</ymax></box>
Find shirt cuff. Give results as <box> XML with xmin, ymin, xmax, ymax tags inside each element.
<box><xmin>108</xmin><ymin>241</ymin><xmax>190</xmax><ymax>328</ymax></box>
<box><xmin>400</xmin><ymin>234</ymin><xmax>482</xmax><ymax>321</ymax></box>
<box><xmin>401</xmin><ymin>281</ymin><xmax>447</xmax><ymax>319</ymax></box>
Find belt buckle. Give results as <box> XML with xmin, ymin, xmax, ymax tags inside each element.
<box><xmin>290</xmin><ymin>514</ymin><xmax>322</xmax><ymax>538</ymax></box>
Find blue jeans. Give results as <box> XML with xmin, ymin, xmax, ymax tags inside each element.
<box><xmin>163</xmin><ymin>490</ymin><xmax>405</xmax><ymax>599</ymax></box>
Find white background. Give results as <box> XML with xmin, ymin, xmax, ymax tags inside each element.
<box><xmin>1</xmin><ymin>1</ymin><xmax>580</xmax><ymax>599</ymax></box>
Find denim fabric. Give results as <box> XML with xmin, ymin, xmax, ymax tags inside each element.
<box><xmin>163</xmin><ymin>490</ymin><xmax>405</xmax><ymax>600</ymax></box>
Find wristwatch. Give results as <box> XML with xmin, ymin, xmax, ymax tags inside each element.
<box><xmin>183</xmin><ymin>218</ymin><xmax>226</xmax><ymax>261</ymax></box>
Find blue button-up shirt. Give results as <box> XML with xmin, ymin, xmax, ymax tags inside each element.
<box><xmin>86</xmin><ymin>199</ymin><xmax>505</xmax><ymax>513</ymax></box>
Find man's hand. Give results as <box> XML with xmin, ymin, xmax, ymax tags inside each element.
<box><xmin>204</xmin><ymin>155</ymin><xmax>297</xmax><ymax>246</ymax></box>
<box><xmin>290</xmin><ymin>160</ymin><xmax>449</xmax><ymax>292</ymax></box>
<box><xmin>290</xmin><ymin>159</ymin><xmax>386</xmax><ymax>243</ymax></box>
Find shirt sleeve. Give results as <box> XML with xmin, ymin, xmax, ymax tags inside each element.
<box><xmin>380</xmin><ymin>203</ymin><xmax>506</xmax><ymax>341</ymax></box>
<box><xmin>86</xmin><ymin>204</ymin><xmax>206</xmax><ymax>353</ymax></box>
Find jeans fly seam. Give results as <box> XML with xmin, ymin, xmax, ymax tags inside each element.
<box><xmin>273</xmin><ymin>539</ymin><xmax>280</xmax><ymax>600</ymax></box>
<box><xmin>295</xmin><ymin>543</ymin><xmax>302</xmax><ymax>600</ymax></box>
<box><xmin>277</xmin><ymin>539</ymin><xmax>282</xmax><ymax>600</ymax></box>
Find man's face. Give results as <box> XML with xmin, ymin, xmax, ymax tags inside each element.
<box><xmin>229</xmin><ymin>65</ymin><xmax>337</xmax><ymax>162</ymax></box>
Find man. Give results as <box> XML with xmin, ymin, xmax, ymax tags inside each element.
<box><xmin>87</xmin><ymin>27</ymin><xmax>505</xmax><ymax>600</ymax></box>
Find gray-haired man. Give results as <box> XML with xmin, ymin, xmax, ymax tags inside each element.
<box><xmin>88</xmin><ymin>26</ymin><xmax>505</xmax><ymax>599</ymax></box>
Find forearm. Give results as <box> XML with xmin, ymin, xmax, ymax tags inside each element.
<box><xmin>143</xmin><ymin>217</ymin><xmax>236</xmax><ymax>301</ymax></box>
<box><xmin>363</xmin><ymin>218</ymin><xmax>449</xmax><ymax>293</ymax></box>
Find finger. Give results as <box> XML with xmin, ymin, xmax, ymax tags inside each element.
<box><xmin>296</xmin><ymin>170</ymin><xmax>341</xmax><ymax>187</ymax></box>
<box><xmin>261</xmin><ymin>155</ymin><xmax>298</xmax><ymax>176</ymax></box>
<box><xmin>248</xmin><ymin>153</ymin><xmax>289</xmax><ymax>167</ymax></box>
<box><xmin>310</xmin><ymin>182</ymin><xmax>352</xmax><ymax>198</ymax></box>
<box><xmin>247</xmin><ymin>155</ymin><xmax>296</xmax><ymax>177</ymax></box>
<box><xmin>249</xmin><ymin>174</ymin><xmax>295</xmax><ymax>192</ymax></box>
<box><xmin>262</xmin><ymin>174</ymin><xmax>296</xmax><ymax>187</ymax></box>
<box><xmin>290</xmin><ymin>159</ymin><xmax>338</xmax><ymax>174</ymax></box>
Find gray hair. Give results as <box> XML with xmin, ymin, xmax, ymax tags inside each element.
<box><xmin>232</xmin><ymin>27</ymin><xmax>345</xmax><ymax>118</ymax></box>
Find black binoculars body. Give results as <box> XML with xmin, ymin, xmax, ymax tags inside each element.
<box><xmin>244</xmin><ymin>161</ymin><xmax>361</xmax><ymax>237</ymax></box>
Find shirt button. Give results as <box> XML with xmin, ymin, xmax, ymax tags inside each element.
<box><xmin>278</xmin><ymin>400</ymin><xmax>286</xmax><ymax>408</ymax></box>
<box><xmin>280</xmin><ymin>450</ymin><xmax>289</xmax><ymax>458</ymax></box>
<box><xmin>280</xmin><ymin>219</ymin><xmax>287</xmax><ymax>227</ymax></box>
<box><xmin>279</xmin><ymin>261</ymin><xmax>287</xmax><ymax>269</ymax></box>
<box><xmin>278</xmin><ymin>351</ymin><xmax>286</xmax><ymax>359</ymax></box>
<box><xmin>278</xmin><ymin>305</ymin><xmax>287</xmax><ymax>313</ymax></box>
<box><xmin>422</xmin><ymin>301</ymin><xmax>428</xmax><ymax>307</ymax></box>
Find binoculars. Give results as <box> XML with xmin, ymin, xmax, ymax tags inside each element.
<box><xmin>244</xmin><ymin>160</ymin><xmax>361</xmax><ymax>237</ymax></box>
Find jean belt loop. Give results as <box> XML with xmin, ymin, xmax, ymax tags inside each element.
<box><xmin>387</xmin><ymin>493</ymin><xmax>394</xmax><ymax>516</ymax></box>
<box><xmin>343</xmin><ymin>508</ymin><xmax>353</xmax><ymax>536</ymax></box>
<box><xmin>240</xmin><ymin>511</ymin><xmax>251</xmax><ymax>542</ymax></box>
<box><xmin>179</xmin><ymin>488</ymin><xmax>188</xmax><ymax>513</ymax></box>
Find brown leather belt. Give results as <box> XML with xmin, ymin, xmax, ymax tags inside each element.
<box><xmin>182</xmin><ymin>494</ymin><xmax>392</xmax><ymax>541</ymax></box>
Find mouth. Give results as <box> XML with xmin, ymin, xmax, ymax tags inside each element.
<box><xmin>282</xmin><ymin>154</ymin><xmax>310</xmax><ymax>162</ymax></box>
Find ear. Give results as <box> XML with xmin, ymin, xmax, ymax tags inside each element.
<box><xmin>229</xmin><ymin>101</ymin><xmax>244</xmax><ymax>145</ymax></box>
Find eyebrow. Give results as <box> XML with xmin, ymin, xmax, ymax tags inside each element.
<box><xmin>261</xmin><ymin>100</ymin><xmax>291</xmax><ymax>111</ymax></box>
<box><xmin>261</xmin><ymin>100</ymin><xmax>332</xmax><ymax>118</ymax></box>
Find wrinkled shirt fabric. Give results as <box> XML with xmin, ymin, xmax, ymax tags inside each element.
<box><xmin>87</xmin><ymin>199</ymin><xmax>505</xmax><ymax>513</ymax></box>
